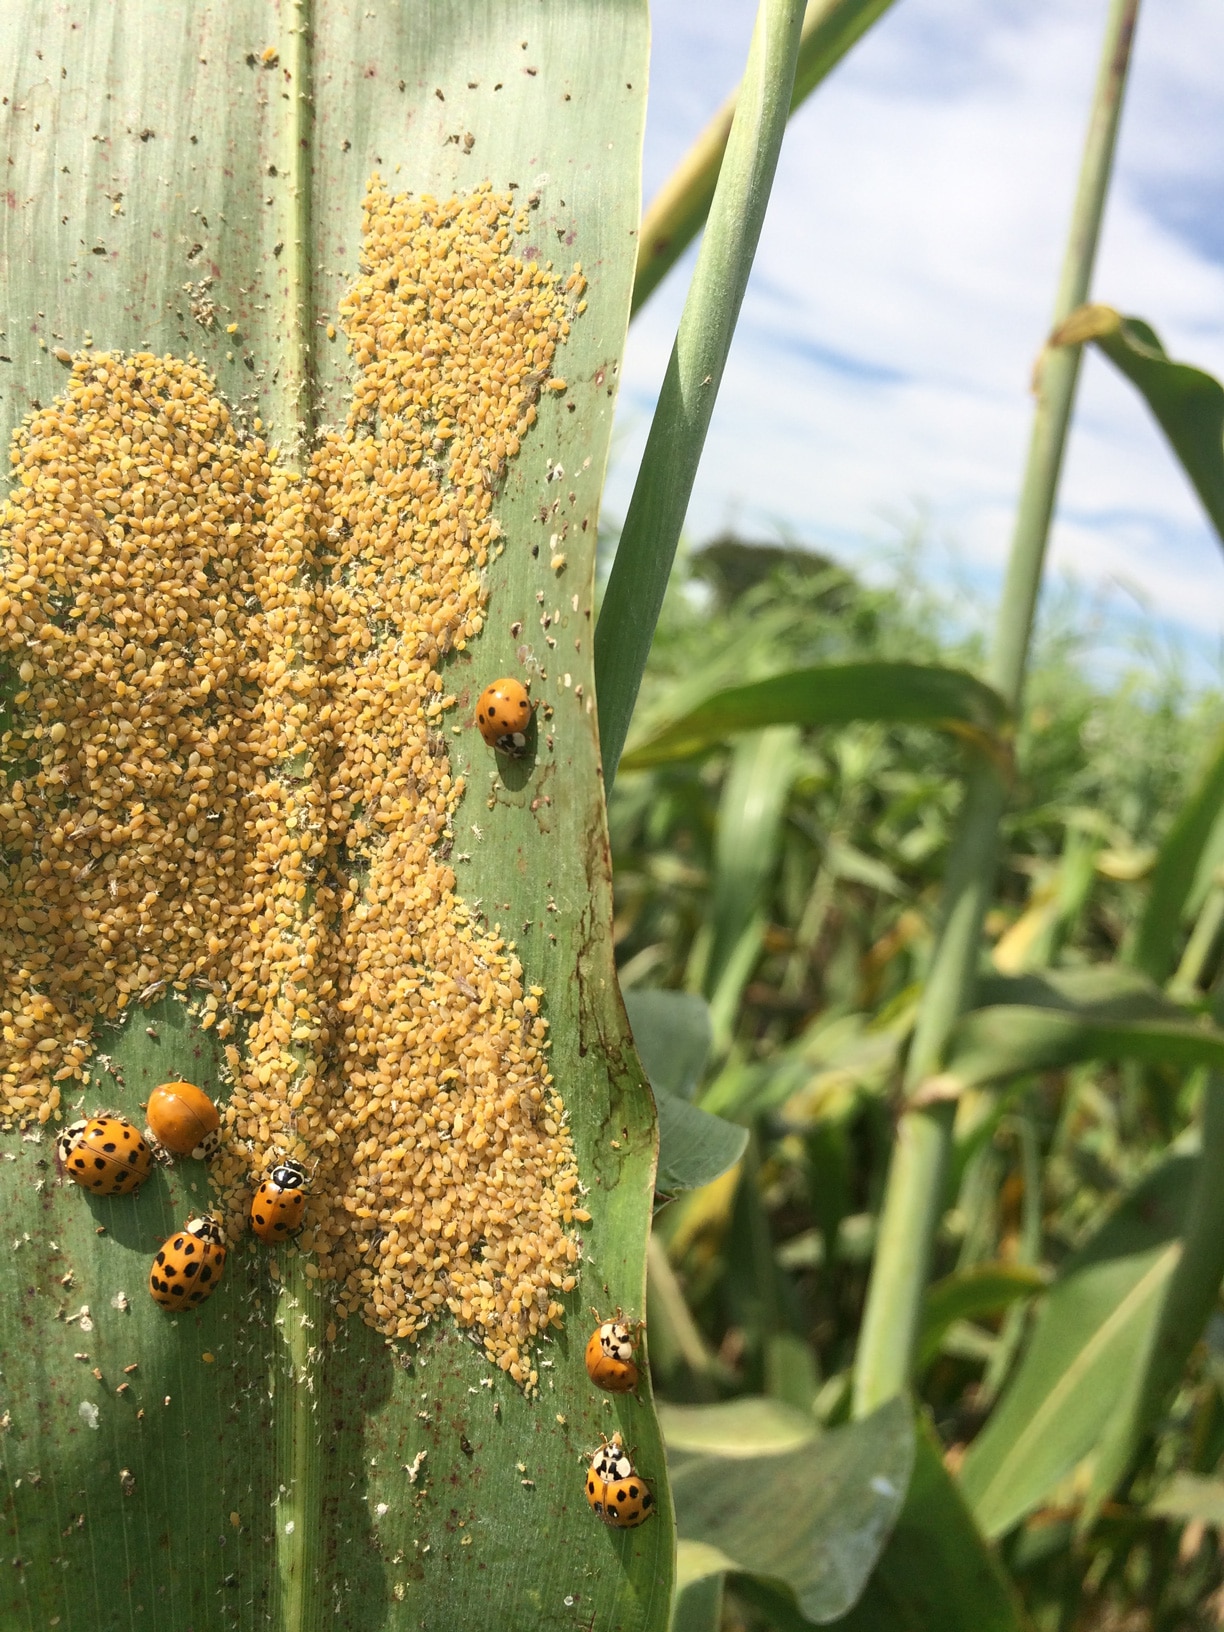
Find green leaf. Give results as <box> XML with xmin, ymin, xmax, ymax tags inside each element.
<box><xmin>632</xmin><ymin>0</ymin><xmax>901</xmax><ymax>315</ymax></box>
<box><xmin>656</xmin><ymin>1092</ymin><xmax>751</xmax><ymax>1196</ymax></box>
<box><xmin>1052</xmin><ymin>304</ymin><xmax>1224</xmax><ymax>545</ymax></box>
<box><xmin>1148</xmin><ymin>1472</ymin><xmax>1224</xmax><ymax>1528</ymax></box>
<box><xmin>973</xmin><ymin>964</ymin><xmax>1184</xmax><ymax>1022</ymax></box>
<box><xmin>624</xmin><ymin>990</ymin><xmax>714</xmax><ymax>1101</ymax></box>
<box><xmin>594</xmin><ymin>0</ymin><xmax>809</xmax><ymax>782</ymax></box>
<box><xmin>1131</xmin><ymin>724</ymin><xmax>1224</xmax><ymax>982</ymax></box>
<box><xmin>624</xmin><ymin>990</ymin><xmax>747</xmax><ymax>1193</ymax></box>
<box><xmin>931</xmin><ymin>1005</ymin><xmax>1224</xmax><ymax>1100</ymax></box>
<box><xmin>670</xmin><ymin>1397</ymin><xmax>914</xmax><ymax>1624</ymax></box>
<box><xmin>672</xmin><ymin>1558</ymin><xmax>729</xmax><ymax>1632</ymax></box>
<box><xmin>918</xmin><ymin>1264</ymin><xmax>1050</xmax><ymax>1369</ymax></box>
<box><xmin>0</xmin><ymin>5</ymin><xmax>674</xmax><ymax>1630</ymax></box>
<box><xmin>619</xmin><ymin>663</ymin><xmax>1011</xmax><ymax>772</ymax></box>
<box><xmin>660</xmin><ymin>1395</ymin><xmax>820</xmax><ymax>1457</ymax></box>
<box><xmin>825</xmin><ymin>1417</ymin><xmax>1023</xmax><ymax>1632</ymax></box>
<box><xmin>704</xmin><ymin>726</ymin><xmax>801</xmax><ymax>1044</ymax></box>
<box><xmin>958</xmin><ymin>1147</ymin><xmax>1194</xmax><ymax>1538</ymax></box>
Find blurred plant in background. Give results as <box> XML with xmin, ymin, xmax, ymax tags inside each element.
<box><xmin>612</xmin><ymin>534</ymin><xmax>1224</xmax><ymax>1629</ymax></box>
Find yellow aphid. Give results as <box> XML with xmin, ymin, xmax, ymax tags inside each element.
<box><xmin>0</xmin><ymin>179</ymin><xmax>584</xmax><ymax>1383</ymax></box>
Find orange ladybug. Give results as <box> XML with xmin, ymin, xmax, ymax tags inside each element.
<box><xmin>56</xmin><ymin>1114</ymin><xmax>153</xmax><ymax>1196</ymax></box>
<box><xmin>145</xmin><ymin>1080</ymin><xmax>221</xmax><ymax>1160</ymax></box>
<box><xmin>475</xmin><ymin>677</ymin><xmax>532</xmax><ymax>756</ymax></box>
<box><xmin>584</xmin><ymin>1434</ymin><xmax>654</xmax><ymax>1529</ymax></box>
<box><xmin>585</xmin><ymin>1311</ymin><xmax>642</xmax><ymax>1393</ymax></box>
<box><xmin>250</xmin><ymin>1158</ymin><xmax>309</xmax><ymax>1243</ymax></box>
<box><xmin>149</xmin><ymin>1214</ymin><xmax>227</xmax><ymax>1309</ymax></box>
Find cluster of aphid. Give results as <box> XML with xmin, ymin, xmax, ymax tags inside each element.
<box><xmin>54</xmin><ymin>1086</ymin><xmax>305</xmax><ymax>1310</ymax></box>
<box><xmin>581</xmin><ymin>1311</ymin><xmax>655</xmax><ymax>1529</ymax></box>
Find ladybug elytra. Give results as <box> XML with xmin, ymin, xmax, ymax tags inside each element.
<box><xmin>584</xmin><ymin>1311</ymin><xmax>642</xmax><ymax>1393</ymax></box>
<box><xmin>56</xmin><ymin>1114</ymin><xmax>153</xmax><ymax>1196</ymax></box>
<box><xmin>149</xmin><ymin>1214</ymin><xmax>227</xmax><ymax>1309</ymax></box>
<box><xmin>583</xmin><ymin>1436</ymin><xmax>654</xmax><ymax>1529</ymax></box>
<box><xmin>475</xmin><ymin>678</ymin><xmax>532</xmax><ymax>756</ymax></box>
<box><xmin>250</xmin><ymin>1158</ymin><xmax>309</xmax><ymax>1243</ymax></box>
<box><xmin>145</xmin><ymin>1079</ymin><xmax>221</xmax><ymax>1160</ymax></box>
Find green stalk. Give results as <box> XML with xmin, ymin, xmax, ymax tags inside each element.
<box><xmin>851</xmin><ymin>0</ymin><xmax>1142</xmax><ymax>1419</ymax></box>
<box><xmin>631</xmin><ymin>0</ymin><xmax>900</xmax><ymax>317</ymax></box>
<box><xmin>594</xmin><ymin>0</ymin><xmax>808</xmax><ymax>784</ymax></box>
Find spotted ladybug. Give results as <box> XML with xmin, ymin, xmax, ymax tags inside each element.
<box><xmin>475</xmin><ymin>678</ymin><xmax>532</xmax><ymax>756</ymax></box>
<box><xmin>56</xmin><ymin>1114</ymin><xmax>153</xmax><ymax>1196</ymax></box>
<box><xmin>585</xmin><ymin>1311</ymin><xmax>642</xmax><ymax>1394</ymax></box>
<box><xmin>145</xmin><ymin>1080</ymin><xmax>221</xmax><ymax>1160</ymax></box>
<box><xmin>149</xmin><ymin>1214</ymin><xmax>227</xmax><ymax>1309</ymax></box>
<box><xmin>584</xmin><ymin>1436</ymin><xmax>654</xmax><ymax>1529</ymax></box>
<box><xmin>250</xmin><ymin>1158</ymin><xmax>309</xmax><ymax>1243</ymax></box>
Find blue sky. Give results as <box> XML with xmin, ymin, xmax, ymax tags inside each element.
<box><xmin>606</xmin><ymin>0</ymin><xmax>1224</xmax><ymax>671</ymax></box>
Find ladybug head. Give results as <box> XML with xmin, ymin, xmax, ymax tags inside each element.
<box><xmin>269</xmin><ymin>1159</ymin><xmax>309</xmax><ymax>1190</ymax></box>
<box><xmin>186</xmin><ymin>1213</ymin><xmax>226</xmax><ymax>1247</ymax></box>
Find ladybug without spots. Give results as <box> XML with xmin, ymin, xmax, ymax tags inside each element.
<box><xmin>475</xmin><ymin>677</ymin><xmax>532</xmax><ymax>757</ymax></box>
<box><xmin>584</xmin><ymin>1435</ymin><xmax>654</xmax><ymax>1529</ymax></box>
<box><xmin>56</xmin><ymin>1114</ymin><xmax>153</xmax><ymax>1197</ymax></box>
<box><xmin>250</xmin><ymin>1158</ymin><xmax>309</xmax><ymax>1243</ymax></box>
<box><xmin>584</xmin><ymin>1310</ymin><xmax>642</xmax><ymax>1394</ymax></box>
<box><xmin>145</xmin><ymin>1079</ymin><xmax>221</xmax><ymax>1160</ymax></box>
<box><xmin>149</xmin><ymin>1214</ymin><xmax>227</xmax><ymax>1310</ymax></box>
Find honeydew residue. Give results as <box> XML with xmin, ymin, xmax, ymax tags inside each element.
<box><xmin>0</xmin><ymin>179</ymin><xmax>589</xmax><ymax>1382</ymax></box>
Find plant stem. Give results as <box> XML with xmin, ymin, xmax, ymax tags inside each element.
<box><xmin>594</xmin><ymin>0</ymin><xmax>808</xmax><ymax>785</ymax></box>
<box><xmin>632</xmin><ymin>0</ymin><xmax>900</xmax><ymax>317</ymax></box>
<box><xmin>851</xmin><ymin>0</ymin><xmax>1141</xmax><ymax>1419</ymax></box>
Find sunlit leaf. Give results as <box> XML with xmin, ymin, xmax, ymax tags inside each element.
<box><xmin>918</xmin><ymin>1264</ymin><xmax>1050</xmax><ymax>1369</ymax></box>
<box><xmin>660</xmin><ymin>1395</ymin><xmax>820</xmax><ymax>1457</ymax></box>
<box><xmin>671</xmin><ymin>1397</ymin><xmax>914</xmax><ymax>1623</ymax></box>
<box><xmin>959</xmin><ymin>1147</ymin><xmax>1194</xmax><ymax>1537</ymax></box>
<box><xmin>1148</xmin><ymin>1472</ymin><xmax>1224</xmax><ymax>1527</ymax></box>
<box><xmin>0</xmin><ymin>4</ymin><xmax>671</xmax><ymax>1629</ymax></box>
<box><xmin>619</xmin><ymin>663</ymin><xmax>1010</xmax><ymax>772</ymax></box>
<box><xmin>1052</xmin><ymin>304</ymin><xmax>1224</xmax><ymax>545</ymax></box>
<box><xmin>826</xmin><ymin>1418</ymin><xmax>1023</xmax><ymax>1632</ymax></box>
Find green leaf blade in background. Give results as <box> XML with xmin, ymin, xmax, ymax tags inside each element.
<box><xmin>958</xmin><ymin>1147</ymin><xmax>1195</xmax><ymax>1539</ymax></box>
<box><xmin>1052</xmin><ymin>304</ymin><xmax>1224</xmax><ymax>547</ymax></box>
<box><xmin>619</xmin><ymin>662</ymin><xmax>1011</xmax><ymax>772</ymax></box>
<box><xmin>668</xmin><ymin>1396</ymin><xmax>914</xmax><ymax>1625</ymax></box>
<box><xmin>0</xmin><ymin>5</ymin><xmax>666</xmax><ymax>1630</ymax></box>
<box><xmin>623</xmin><ymin>990</ymin><xmax>748</xmax><ymax>1193</ymax></box>
<box><xmin>825</xmin><ymin>1418</ymin><xmax>1024</xmax><ymax>1632</ymax></box>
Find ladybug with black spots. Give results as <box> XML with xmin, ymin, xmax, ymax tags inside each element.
<box><xmin>584</xmin><ymin>1434</ymin><xmax>654</xmax><ymax>1529</ymax></box>
<box><xmin>56</xmin><ymin>1114</ymin><xmax>153</xmax><ymax>1197</ymax></box>
<box><xmin>149</xmin><ymin>1214</ymin><xmax>227</xmax><ymax>1310</ymax></box>
<box><xmin>584</xmin><ymin>1310</ymin><xmax>642</xmax><ymax>1394</ymax></box>
<box><xmin>475</xmin><ymin>677</ymin><xmax>533</xmax><ymax>757</ymax></box>
<box><xmin>250</xmin><ymin>1158</ymin><xmax>309</xmax><ymax>1243</ymax></box>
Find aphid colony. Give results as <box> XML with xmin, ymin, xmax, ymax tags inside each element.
<box><xmin>0</xmin><ymin>179</ymin><xmax>590</xmax><ymax>1382</ymax></box>
<box><xmin>55</xmin><ymin>1083</ymin><xmax>301</xmax><ymax>1309</ymax></box>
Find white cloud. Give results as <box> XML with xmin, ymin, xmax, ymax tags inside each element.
<box><xmin>608</xmin><ymin>0</ymin><xmax>1224</xmax><ymax>664</ymax></box>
